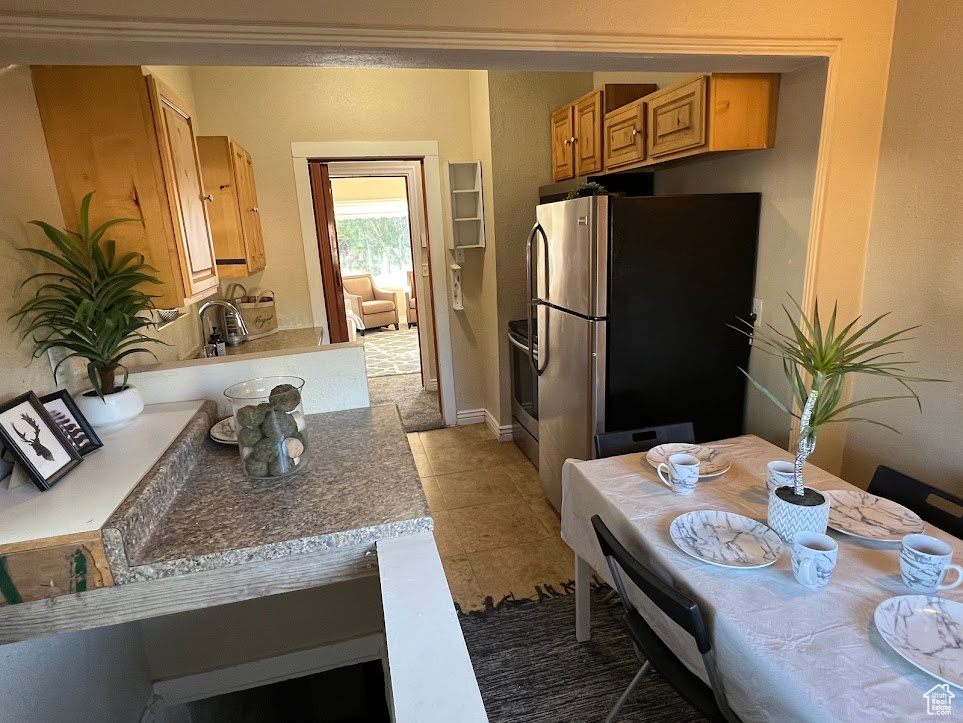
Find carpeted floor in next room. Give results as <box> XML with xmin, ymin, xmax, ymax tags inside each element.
<box><xmin>369</xmin><ymin>373</ymin><xmax>444</xmax><ymax>432</ymax></box>
<box><xmin>362</xmin><ymin>326</ymin><xmax>421</xmax><ymax>377</ymax></box>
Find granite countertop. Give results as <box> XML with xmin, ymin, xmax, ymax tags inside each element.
<box><xmin>102</xmin><ymin>403</ymin><xmax>431</xmax><ymax>583</ymax></box>
<box><xmin>220</xmin><ymin>326</ymin><xmax>324</xmax><ymax>357</ymax></box>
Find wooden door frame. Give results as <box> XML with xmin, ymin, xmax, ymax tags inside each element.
<box><xmin>325</xmin><ymin>160</ymin><xmax>439</xmax><ymax>392</ymax></box>
<box><xmin>292</xmin><ymin>141</ymin><xmax>456</xmax><ymax>427</ymax></box>
<box><xmin>307</xmin><ymin>160</ymin><xmax>350</xmax><ymax>343</ymax></box>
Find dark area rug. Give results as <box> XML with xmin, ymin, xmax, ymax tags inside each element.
<box><xmin>459</xmin><ymin>587</ymin><xmax>706</xmax><ymax>722</ymax></box>
<box><xmin>367</xmin><ymin>372</ymin><xmax>444</xmax><ymax>432</ymax></box>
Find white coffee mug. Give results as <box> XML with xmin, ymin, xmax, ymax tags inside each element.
<box><xmin>767</xmin><ymin>460</ymin><xmax>795</xmax><ymax>494</ymax></box>
<box><xmin>657</xmin><ymin>453</ymin><xmax>700</xmax><ymax>496</ymax></box>
<box><xmin>901</xmin><ymin>534</ymin><xmax>963</xmax><ymax>593</ymax></box>
<box><xmin>791</xmin><ymin>531</ymin><xmax>838</xmax><ymax>590</ymax></box>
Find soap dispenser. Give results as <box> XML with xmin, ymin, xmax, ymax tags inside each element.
<box><xmin>209</xmin><ymin>327</ymin><xmax>227</xmax><ymax>357</ymax></box>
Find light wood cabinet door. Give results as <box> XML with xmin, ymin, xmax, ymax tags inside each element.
<box><xmin>574</xmin><ymin>90</ymin><xmax>603</xmax><ymax>176</ymax></box>
<box><xmin>32</xmin><ymin>66</ymin><xmax>218</xmax><ymax>309</ymax></box>
<box><xmin>146</xmin><ymin>77</ymin><xmax>219</xmax><ymax>301</ymax></box>
<box><xmin>646</xmin><ymin>76</ymin><xmax>707</xmax><ymax>158</ymax></box>
<box><xmin>232</xmin><ymin>142</ymin><xmax>267</xmax><ymax>273</ymax></box>
<box><xmin>551</xmin><ymin>105</ymin><xmax>575</xmax><ymax>181</ymax></box>
<box><xmin>603</xmin><ymin>100</ymin><xmax>646</xmax><ymax>171</ymax></box>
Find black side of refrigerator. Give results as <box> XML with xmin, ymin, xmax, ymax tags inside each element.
<box><xmin>604</xmin><ymin>193</ymin><xmax>761</xmax><ymax>443</ymax></box>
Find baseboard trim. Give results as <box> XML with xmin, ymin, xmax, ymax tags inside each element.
<box><xmin>455</xmin><ymin>408</ymin><xmax>486</xmax><ymax>426</ymax></box>
<box><xmin>152</xmin><ymin>634</ymin><xmax>385</xmax><ymax>706</ymax></box>
<box><xmin>485</xmin><ymin>410</ymin><xmax>514</xmax><ymax>442</ymax></box>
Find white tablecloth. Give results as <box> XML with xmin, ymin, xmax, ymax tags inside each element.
<box><xmin>561</xmin><ymin>434</ymin><xmax>961</xmax><ymax>723</ymax></box>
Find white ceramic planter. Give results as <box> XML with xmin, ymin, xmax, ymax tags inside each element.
<box><xmin>74</xmin><ymin>385</ymin><xmax>145</xmax><ymax>433</ymax></box>
<box><xmin>768</xmin><ymin>486</ymin><xmax>830</xmax><ymax>541</ymax></box>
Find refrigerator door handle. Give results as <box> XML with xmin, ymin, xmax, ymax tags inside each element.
<box><xmin>526</xmin><ymin>223</ymin><xmax>543</xmax><ymax>375</ymax></box>
<box><xmin>526</xmin><ymin>221</ymin><xmax>550</xmax><ymax>375</ymax></box>
<box><xmin>537</xmin><ymin>224</ymin><xmax>550</xmax><ymax>302</ymax></box>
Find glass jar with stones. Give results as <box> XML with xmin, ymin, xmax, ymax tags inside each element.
<box><xmin>224</xmin><ymin>376</ymin><xmax>308</xmax><ymax>480</ymax></box>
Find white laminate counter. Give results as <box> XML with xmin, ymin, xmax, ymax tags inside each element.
<box><xmin>0</xmin><ymin>400</ymin><xmax>204</xmax><ymax>548</ymax></box>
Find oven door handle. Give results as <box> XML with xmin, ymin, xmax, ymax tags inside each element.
<box><xmin>508</xmin><ymin>332</ymin><xmax>535</xmax><ymax>354</ymax></box>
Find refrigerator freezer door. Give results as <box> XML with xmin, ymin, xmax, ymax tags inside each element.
<box><xmin>604</xmin><ymin>194</ymin><xmax>760</xmax><ymax>442</ymax></box>
<box><xmin>537</xmin><ymin>304</ymin><xmax>606</xmax><ymax>511</ymax></box>
<box><xmin>534</xmin><ymin>196</ymin><xmax>608</xmax><ymax>318</ymax></box>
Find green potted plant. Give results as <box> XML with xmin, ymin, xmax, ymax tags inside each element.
<box><xmin>11</xmin><ymin>193</ymin><xmax>164</xmax><ymax>432</ymax></box>
<box><xmin>735</xmin><ymin>298</ymin><xmax>941</xmax><ymax>540</ymax></box>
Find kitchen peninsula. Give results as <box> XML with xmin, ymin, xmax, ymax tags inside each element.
<box><xmin>0</xmin><ymin>400</ymin><xmax>484</xmax><ymax>721</ymax></box>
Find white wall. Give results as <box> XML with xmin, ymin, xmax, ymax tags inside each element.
<box><xmin>0</xmin><ymin>623</ymin><xmax>152</xmax><ymax>721</ymax></box>
<box><xmin>841</xmin><ymin>0</ymin><xmax>963</xmax><ymax>491</ymax></box>
<box><xmin>189</xmin><ymin>66</ymin><xmax>486</xmax><ymax>412</ymax></box>
<box><xmin>485</xmin><ymin>71</ymin><xmax>594</xmax><ymax>425</ymax></box>
<box><xmin>656</xmin><ymin>62</ymin><xmax>827</xmax><ymax>447</ymax></box>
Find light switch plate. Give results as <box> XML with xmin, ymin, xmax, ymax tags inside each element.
<box><xmin>752</xmin><ymin>298</ymin><xmax>764</xmax><ymax>327</ymax></box>
<box><xmin>454</xmin><ymin>248</ymin><xmax>465</xmax><ymax>263</ymax></box>
<box><xmin>422</xmin><ymin>262</ymin><xmax>429</xmax><ymax>277</ymax></box>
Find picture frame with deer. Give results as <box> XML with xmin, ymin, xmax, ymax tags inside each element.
<box><xmin>0</xmin><ymin>392</ymin><xmax>81</xmax><ymax>491</ymax></box>
<box><xmin>39</xmin><ymin>390</ymin><xmax>103</xmax><ymax>457</ymax></box>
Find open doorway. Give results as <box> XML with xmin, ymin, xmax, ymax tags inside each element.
<box><xmin>308</xmin><ymin>159</ymin><xmax>444</xmax><ymax>432</ymax></box>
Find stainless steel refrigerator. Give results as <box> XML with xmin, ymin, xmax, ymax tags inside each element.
<box><xmin>526</xmin><ymin>193</ymin><xmax>761</xmax><ymax>510</ymax></box>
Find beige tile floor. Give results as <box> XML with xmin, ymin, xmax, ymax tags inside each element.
<box><xmin>408</xmin><ymin>424</ymin><xmax>577</xmax><ymax>611</ymax></box>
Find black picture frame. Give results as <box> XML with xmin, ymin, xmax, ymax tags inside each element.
<box><xmin>39</xmin><ymin>390</ymin><xmax>104</xmax><ymax>456</ymax></box>
<box><xmin>0</xmin><ymin>392</ymin><xmax>82</xmax><ymax>491</ymax></box>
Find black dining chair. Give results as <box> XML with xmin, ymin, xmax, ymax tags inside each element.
<box><xmin>867</xmin><ymin>465</ymin><xmax>963</xmax><ymax>538</ymax></box>
<box><xmin>591</xmin><ymin>515</ymin><xmax>739</xmax><ymax>723</ymax></box>
<box><xmin>594</xmin><ymin>422</ymin><xmax>696</xmax><ymax>459</ymax></box>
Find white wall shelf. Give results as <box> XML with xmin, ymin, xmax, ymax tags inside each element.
<box><xmin>445</xmin><ymin>161</ymin><xmax>486</xmax><ymax>250</ymax></box>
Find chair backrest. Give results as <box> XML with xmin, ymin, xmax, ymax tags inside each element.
<box><xmin>594</xmin><ymin>422</ymin><xmax>695</xmax><ymax>459</ymax></box>
<box><xmin>342</xmin><ymin>274</ymin><xmax>374</xmax><ymax>301</ymax></box>
<box><xmin>868</xmin><ymin>465</ymin><xmax>963</xmax><ymax>538</ymax></box>
<box><xmin>592</xmin><ymin>514</ymin><xmax>712</xmax><ymax>654</ymax></box>
<box><xmin>592</xmin><ymin>515</ymin><xmax>736</xmax><ymax>721</ymax></box>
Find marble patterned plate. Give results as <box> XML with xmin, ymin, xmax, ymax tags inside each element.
<box><xmin>824</xmin><ymin>489</ymin><xmax>923</xmax><ymax>541</ymax></box>
<box><xmin>646</xmin><ymin>443</ymin><xmax>731</xmax><ymax>479</ymax></box>
<box><xmin>875</xmin><ymin>595</ymin><xmax>963</xmax><ymax>689</ymax></box>
<box><xmin>210</xmin><ymin>417</ymin><xmax>238</xmax><ymax>445</ymax></box>
<box><xmin>669</xmin><ymin>510</ymin><xmax>783</xmax><ymax>568</ymax></box>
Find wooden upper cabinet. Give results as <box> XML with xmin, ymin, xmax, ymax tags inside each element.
<box><xmin>31</xmin><ymin>66</ymin><xmax>219</xmax><ymax>308</ymax></box>
<box><xmin>645</xmin><ymin>73</ymin><xmax>780</xmax><ymax>164</ymax></box>
<box><xmin>647</xmin><ymin>76</ymin><xmax>708</xmax><ymax>159</ymax></box>
<box><xmin>146</xmin><ymin>77</ymin><xmax>219</xmax><ymax>300</ymax></box>
<box><xmin>604</xmin><ymin>99</ymin><xmax>646</xmax><ymax>171</ymax></box>
<box><xmin>551</xmin><ymin>105</ymin><xmax>575</xmax><ymax>181</ymax></box>
<box><xmin>552</xmin><ymin>84</ymin><xmax>658</xmax><ymax>182</ymax></box>
<box><xmin>574</xmin><ymin>89</ymin><xmax>603</xmax><ymax>176</ymax></box>
<box><xmin>197</xmin><ymin>136</ymin><xmax>266</xmax><ymax>278</ymax></box>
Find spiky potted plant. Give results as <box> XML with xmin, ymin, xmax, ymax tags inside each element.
<box><xmin>12</xmin><ymin>193</ymin><xmax>164</xmax><ymax>432</ymax></box>
<box><xmin>734</xmin><ymin>298</ymin><xmax>940</xmax><ymax>541</ymax></box>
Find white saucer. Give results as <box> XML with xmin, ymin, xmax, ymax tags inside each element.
<box><xmin>646</xmin><ymin>443</ymin><xmax>731</xmax><ymax>479</ymax></box>
<box><xmin>210</xmin><ymin>417</ymin><xmax>238</xmax><ymax>445</ymax></box>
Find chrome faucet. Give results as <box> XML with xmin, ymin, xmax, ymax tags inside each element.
<box><xmin>198</xmin><ymin>300</ymin><xmax>249</xmax><ymax>355</ymax></box>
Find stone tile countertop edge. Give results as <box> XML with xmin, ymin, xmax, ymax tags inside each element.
<box><xmin>102</xmin><ymin>399</ymin><xmax>219</xmax><ymax>574</ymax></box>
<box><xmin>101</xmin><ymin>403</ymin><xmax>433</xmax><ymax>585</ymax></box>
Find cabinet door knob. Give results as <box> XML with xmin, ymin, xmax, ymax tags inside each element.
<box><xmin>251</xmin><ymin>207</ymin><xmax>259</xmax><ymax>213</ymax></box>
<box><xmin>563</xmin><ymin>138</ymin><xmax>571</xmax><ymax>146</ymax></box>
<box><xmin>631</xmin><ymin>128</ymin><xmax>640</xmax><ymax>137</ymax></box>
<box><xmin>570</xmin><ymin>136</ymin><xmax>577</xmax><ymax>144</ymax></box>
<box><xmin>202</xmin><ymin>194</ymin><xmax>214</xmax><ymax>202</ymax></box>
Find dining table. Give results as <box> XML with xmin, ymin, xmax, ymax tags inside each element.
<box><xmin>561</xmin><ymin>434</ymin><xmax>962</xmax><ymax>723</ymax></box>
